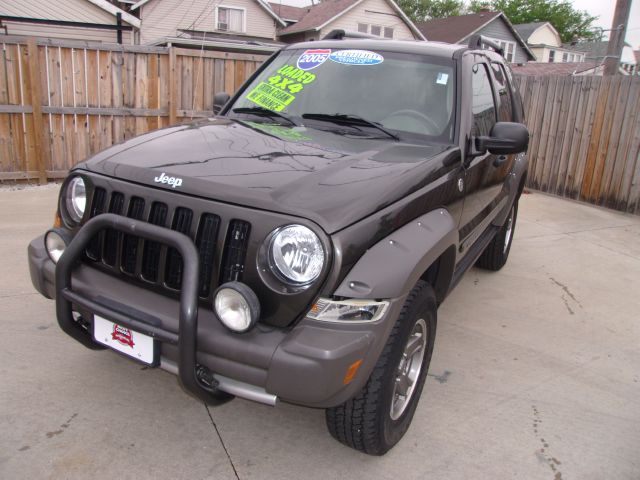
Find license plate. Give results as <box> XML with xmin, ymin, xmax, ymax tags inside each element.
<box><xmin>93</xmin><ymin>315</ymin><xmax>156</xmax><ymax>365</ymax></box>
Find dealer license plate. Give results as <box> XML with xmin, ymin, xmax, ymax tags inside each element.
<box><xmin>93</xmin><ymin>315</ymin><xmax>156</xmax><ymax>365</ymax></box>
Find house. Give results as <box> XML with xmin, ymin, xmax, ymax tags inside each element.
<box><xmin>274</xmin><ymin>0</ymin><xmax>426</xmax><ymax>43</ymax></box>
<box><xmin>514</xmin><ymin>22</ymin><xmax>584</xmax><ymax>63</ymax></box>
<box><xmin>416</xmin><ymin>11</ymin><xmax>535</xmax><ymax>63</ymax></box>
<box><xmin>0</xmin><ymin>0</ymin><xmax>140</xmax><ymax>44</ymax></box>
<box><xmin>129</xmin><ymin>0</ymin><xmax>286</xmax><ymax>52</ymax></box>
<box><xmin>566</xmin><ymin>40</ymin><xmax>637</xmax><ymax>73</ymax></box>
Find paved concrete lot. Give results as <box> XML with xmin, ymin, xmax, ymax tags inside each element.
<box><xmin>1</xmin><ymin>186</ymin><xmax>639</xmax><ymax>480</ymax></box>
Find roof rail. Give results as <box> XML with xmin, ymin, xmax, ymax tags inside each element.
<box><xmin>322</xmin><ymin>29</ymin><xmax>381</xmax><ymax>40</ymax></box>
<box><xmin>467</xmin><ymin>35</ymin><xmax>504</xmax><ymax>56</ymax></box>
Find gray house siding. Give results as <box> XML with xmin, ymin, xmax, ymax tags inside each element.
<box><xmin>469</xmin><ymin>20</ymin><xmax>530</xmax><ymax>63</ymax></box>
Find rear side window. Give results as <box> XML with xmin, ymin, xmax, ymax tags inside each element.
<box><xmin>471</xmin><ymin>63</ymin><xmax>496</xmax><ymax>137</ymax></box>
<box><xmin>490</xmin><ymin>62</ymin><xmax>513</xmax><ymax>122</ymax></box>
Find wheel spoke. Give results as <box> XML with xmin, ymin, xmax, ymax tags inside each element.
<box><xmin>404</xmin><ymin>333</ymin><xmax>423</xmax><ymax>359</ymax></box>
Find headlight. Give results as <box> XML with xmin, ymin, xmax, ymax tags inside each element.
<box><xmin>307</xmin><ymin>298</ymin><xmax>389</xmax><ymax>323</ymax></box>
<box><xmin>213</xmin><ymin>282</ymin><xmax>260</xmax><ymax>333</ymax></box>
<box><xmin>268</xmin><ymin>225</ymin><xmax>324</xmax><ymax>285</ymax></box>
<box><xmin>63</xmin><ymin>176</ymin><xmax>86</xmax><ymax>224</ymax></box>
<box><xmin>44</xmin><ymin>229</ymin><xmax>70</xmax><ymax>264</ymax></box>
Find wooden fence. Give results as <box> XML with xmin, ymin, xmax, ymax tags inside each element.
<box><xmin>0</xmin><ymin>35</ymin><xmax>269</xmax><ymax>182</ymax></box>
<box><xmin>514</xmin><ymin>75</ymin><xmax>640</xmax><ymax>215</ymax></box>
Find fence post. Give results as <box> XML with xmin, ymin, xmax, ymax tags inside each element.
<box><xmin>169</xmin><ymin>47</ymin><xmax>177</xmax><ymax>125</ymax></box>
<box><xmin>26</xmin><ymin>38</ymin><xmax>48</xmax><ymax>184</ymax></box>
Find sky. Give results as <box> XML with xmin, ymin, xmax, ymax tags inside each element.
<box><xmin>571</xmin><ymin>0</ymin><xmax>640</xmax><ymax>48</ymax></box>
<box><xmin>273</xmin><ymin>0</ymin><xmax>640</xmax><ymax>49</ymax></box>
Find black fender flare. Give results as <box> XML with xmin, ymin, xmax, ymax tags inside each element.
<box><xmin>333</xmin><ymin>208</ymin><xmax>458</xmax><ymax>299</ymax></box>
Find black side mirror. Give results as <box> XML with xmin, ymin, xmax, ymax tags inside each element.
<box><xmin>213</xmin><ymin>92</ymin><xmax>230</xmax><ymax>115</ymax></box>
<box><xmin>476</xmin><ymin>122</ymin><xmax>529</xmax><ymax>155</ymax></box>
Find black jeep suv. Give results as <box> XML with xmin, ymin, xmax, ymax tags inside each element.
<box><xmin>28</xmin><ymin>34</ymin><xmax>528</xmax><ymax>455</ymax></box>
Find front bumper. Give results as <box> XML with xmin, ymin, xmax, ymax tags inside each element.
<box><xmin>28</xmin><ymin>215</ymin><xmax>405</xmax><ymax>408</ymax></box>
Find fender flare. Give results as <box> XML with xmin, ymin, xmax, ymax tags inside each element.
<box><xmin>333</xmin><ymin>208</ymin><xmax>458</xmax><ymax>299</ymax></box>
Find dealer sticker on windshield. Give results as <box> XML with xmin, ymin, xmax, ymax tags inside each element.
<box><xmin>329</xmin><ymin>50</ymin><xmax>384</xmax><ymax>66</ymax></box>
<box><xmin>297</xmin><ymin>49</ymin><xmax>332</xmax><ymax>70</ymax></box>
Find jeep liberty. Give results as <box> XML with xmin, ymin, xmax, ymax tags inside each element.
<box><xmin>28</xmin><ymin>33</ymin><xmax>528</xmax><ymax>455</ymax></box>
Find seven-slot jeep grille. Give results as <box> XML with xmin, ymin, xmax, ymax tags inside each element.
<box><xmin>84</xmin><ymin>187</ymin><xmax>251</xmax><ymax>299</ymax></box>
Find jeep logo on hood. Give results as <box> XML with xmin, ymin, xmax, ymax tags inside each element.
<box><xmin>154</xmin><ymin>172</ymin><xmax>182</xmax><ymax>188</ymax></box>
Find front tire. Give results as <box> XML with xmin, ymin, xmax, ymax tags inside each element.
<box><xmin>325</xmin><ymin>281</ymin><xmax>437</xmax><ymax>455</ymax></box>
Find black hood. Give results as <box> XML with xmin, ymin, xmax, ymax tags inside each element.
<box><xmin>79</xmin><ymin>118</ymin><xmax>458</xmax><ymax>233</ymax></box>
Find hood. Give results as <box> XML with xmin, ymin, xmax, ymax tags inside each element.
<box><xmin>80</xmin><ymin>118</ymin><xmax>458</xmax><ymax>233</ymax></box>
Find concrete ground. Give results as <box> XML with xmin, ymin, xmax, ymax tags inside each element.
<box><xmin>0</xmin><ymin>186</ymin><xmax>638</xmax><ymax>480</ymax></box>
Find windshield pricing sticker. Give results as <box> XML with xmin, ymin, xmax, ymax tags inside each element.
<box><xmin>246</xmin><ymin>83</ymin><xmax>295</xmax><ymax>111</ymax></box>
<box><xmin>329</xmin><ymin>50</ymin><xmax>384</xmax><ymax>66</ymax></box>
<box><xmin>246</xmin><ymin>64</ymin><xmax>318</xmax><ymax>111</ymax></box>
<box><xmin>436</xmin><ymin>72</ymin><xmax>449</xmax><ymax>85</ymax></box>
<box><xmin>297</xmin><ymin>49</ymin><xmax>331</xmax><ymax>70</ymax></box>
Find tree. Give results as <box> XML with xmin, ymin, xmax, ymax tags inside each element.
<box><xmin>398</xmin><ymin>0</ymin><xmax>465</xmax><ymax>22</ymax></box>
<box><xmin>468</xmin><ymin>0</ymin><xmax>597</xmax><ymax>43</ymax></box>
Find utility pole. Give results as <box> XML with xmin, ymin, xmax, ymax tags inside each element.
<box><xmin>604</xmin><ymin>0</ymin><xmax>631</xmax><ymax>75</ymax></box>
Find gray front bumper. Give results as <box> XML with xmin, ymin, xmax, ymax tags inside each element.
<box><xmin>28</xmin><ymin>231</ymin><xmax>405</xmax><ymax>408</ymax></box>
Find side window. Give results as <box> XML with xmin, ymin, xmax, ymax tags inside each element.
<box><xmin>471</xmin><ymin>63</ymin><xmax>497</xmax><ymax>137</ymax></box>
<box><xmin>490</xmin><ymin>62</ymin><xmax>513</xmax><ymax>122</ymax></box>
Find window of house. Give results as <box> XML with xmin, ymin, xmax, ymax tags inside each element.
<box><xmin>562</xmin><ymin>52</ymin><xmax>568</xmax><ymax>62</ymax></box>
<box><xmin>358</xmin><ymin>23</ymin><xmax>368</xmax><ymax>33</ymax></box>
<box><xmin>471</xmin><ymin>63</ymin><xmax>497</xmax><ymax>137</ymax></box>
<box><xmin>486</xmin><ymin>37</ymin><xmax>516</xmax><ymax>63</ymax></box>
<box><xmin>371</xmin><ymin>25</ymin><xmax>381</xmax><ymax>36</ymax></box>
<box><xmin>548</xmin><ymin>50</ymin><xmax>555</xmax><ymax>62</ymax></box>
<box><xmin>217</xmin><ymin>7</ymin><xmax>245</xmax><ymax>33</ymax></box>
<box><xmin>384</xmin><ymin>27</ymin><xmax>393</xmax><ymax>38</ymax></box>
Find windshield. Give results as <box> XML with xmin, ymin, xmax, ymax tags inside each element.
<box><xmin>227</xmin><ymin>47</ymin><xmax>456</xmax><ymax>143</ymax></box>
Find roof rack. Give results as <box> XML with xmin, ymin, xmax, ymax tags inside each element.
<box><xmin>467</xmin><ymin>35</ymin><xmax>504</xmax><ymax>56</ymax></box>
<box><xmin>322</xmin><ymin>29</ymin><xmax>382</xmax><ymax>40</ymax></box>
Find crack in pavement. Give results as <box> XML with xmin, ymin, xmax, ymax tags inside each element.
<box><xmin>205</xmin><ymin>403</ymin><xmax>240</xmax><ymax>480</ymax></box>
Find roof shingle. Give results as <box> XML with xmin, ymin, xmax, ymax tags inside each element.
<box><xmin>415</xmin><ymin>11</ymin><xmax>501</xmax><ymax>44</ymax></box>
<box><xmin>510</xmin><ymin>61</ymin><xmax>598</xmax><ymax>75</ymax></box>
<box><xmin>278</xmin><ymin>0</ymin><xmax>360</xmax><ymax>36</ymax></box>
<box><xmin>268</xmin><ymin>2</ymin><xmax>306</xmax><ymax>22</ymax></box>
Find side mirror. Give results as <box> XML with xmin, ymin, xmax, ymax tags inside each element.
<box><xmin>476</xmin><ymin>122</ymin><xmax>529</xmax><ymax>155</ymax></box>
<box><xmin>213</xmin><ymin>92</ymin><xmax>230</xmax><ymax>115</ymax></box>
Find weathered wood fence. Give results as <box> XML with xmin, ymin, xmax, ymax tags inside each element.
<box><xmin>514</xmin><ymin>75</ymin><xmax>640</xmax><ymax>215</ymax></box>
<box><xmin>0</xmin><ymin>35</ymin><xmax>269</xmax><ymax>182</ymax></box>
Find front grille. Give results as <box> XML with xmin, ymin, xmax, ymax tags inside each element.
<box><xmin>103</xmin><ymin>192</ymin><xmax>125</xmax><ymax>266</ymax></box>
<box><xmin>121</xmin><ymin>197</ymin><xmax>145</xmax><ymax>275</ymax></box>
<box><xmin>86</xmin><ymin>187</ymin><xmax>106</xmax><ymax>260</ymax></box>
<box><xmin>221</xmin><ymin>220</ymin><xmax>251</xmax><ymax>283</ymax></box>
<box><xmin>85</xmin><ymin>189</ymin><xmax>251</xmax><ymax>299</ymax></box>
<box><xmin>141</xmin><ymin>202</ymin><xmax>168</xmax><ymax>282</ymax></box>
<box><xmin>165</xmin><ymin>207</ymin><xmax>193</xmax><ymax>290</ymax></box>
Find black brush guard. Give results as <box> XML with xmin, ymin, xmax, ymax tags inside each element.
<box><xmin>55</xmin><ymin>213</ymin><xmax>231</xmax><ymax>405</ymax></box>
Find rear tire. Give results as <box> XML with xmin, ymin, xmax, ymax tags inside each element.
<box><xmin>325</xmin><ymin>281</ymin><xmax>437</xmax><ymax>455</ymax></box>
<box><xmin>476</xmin><ymin>200</ymin><xmax>518</xmax><ymax>271</ymax></box>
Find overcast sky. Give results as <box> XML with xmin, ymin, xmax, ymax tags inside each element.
<box><xmin>273</xmin><ymin>0</ymin><xmax>639</xmax><ymax>48</ymax></box>
<box><xmin>572</xmin><ymin>0</ymin><xmax>639</xmax><ymax>48</ymax></box>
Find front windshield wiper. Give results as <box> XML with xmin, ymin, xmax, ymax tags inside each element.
<box><xmin>232</xmin><ymin>106</ymin><xmax>298</xmax><ymax>126</ymax></box>
<box><xmin>302</xmin><ymin>113</ymin><xmax>399</xmax><ymax>140</ymax></box>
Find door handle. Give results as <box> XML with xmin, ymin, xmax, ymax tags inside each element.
<box><xmin>493</xmin><ymin>155</ymin><xmax>507</xmax><ymax>167</ymax></box>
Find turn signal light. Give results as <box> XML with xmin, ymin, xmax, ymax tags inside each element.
<box><xmin>343</xmin><ymin>359</ymin><xmax>363</xmax><ymax>385</ymax></box>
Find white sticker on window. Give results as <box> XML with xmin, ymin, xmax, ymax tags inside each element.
<box><xmin>437</xmin><ymin>73</ymin><xmax>449</xmax><ymax>85</ymax></box>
